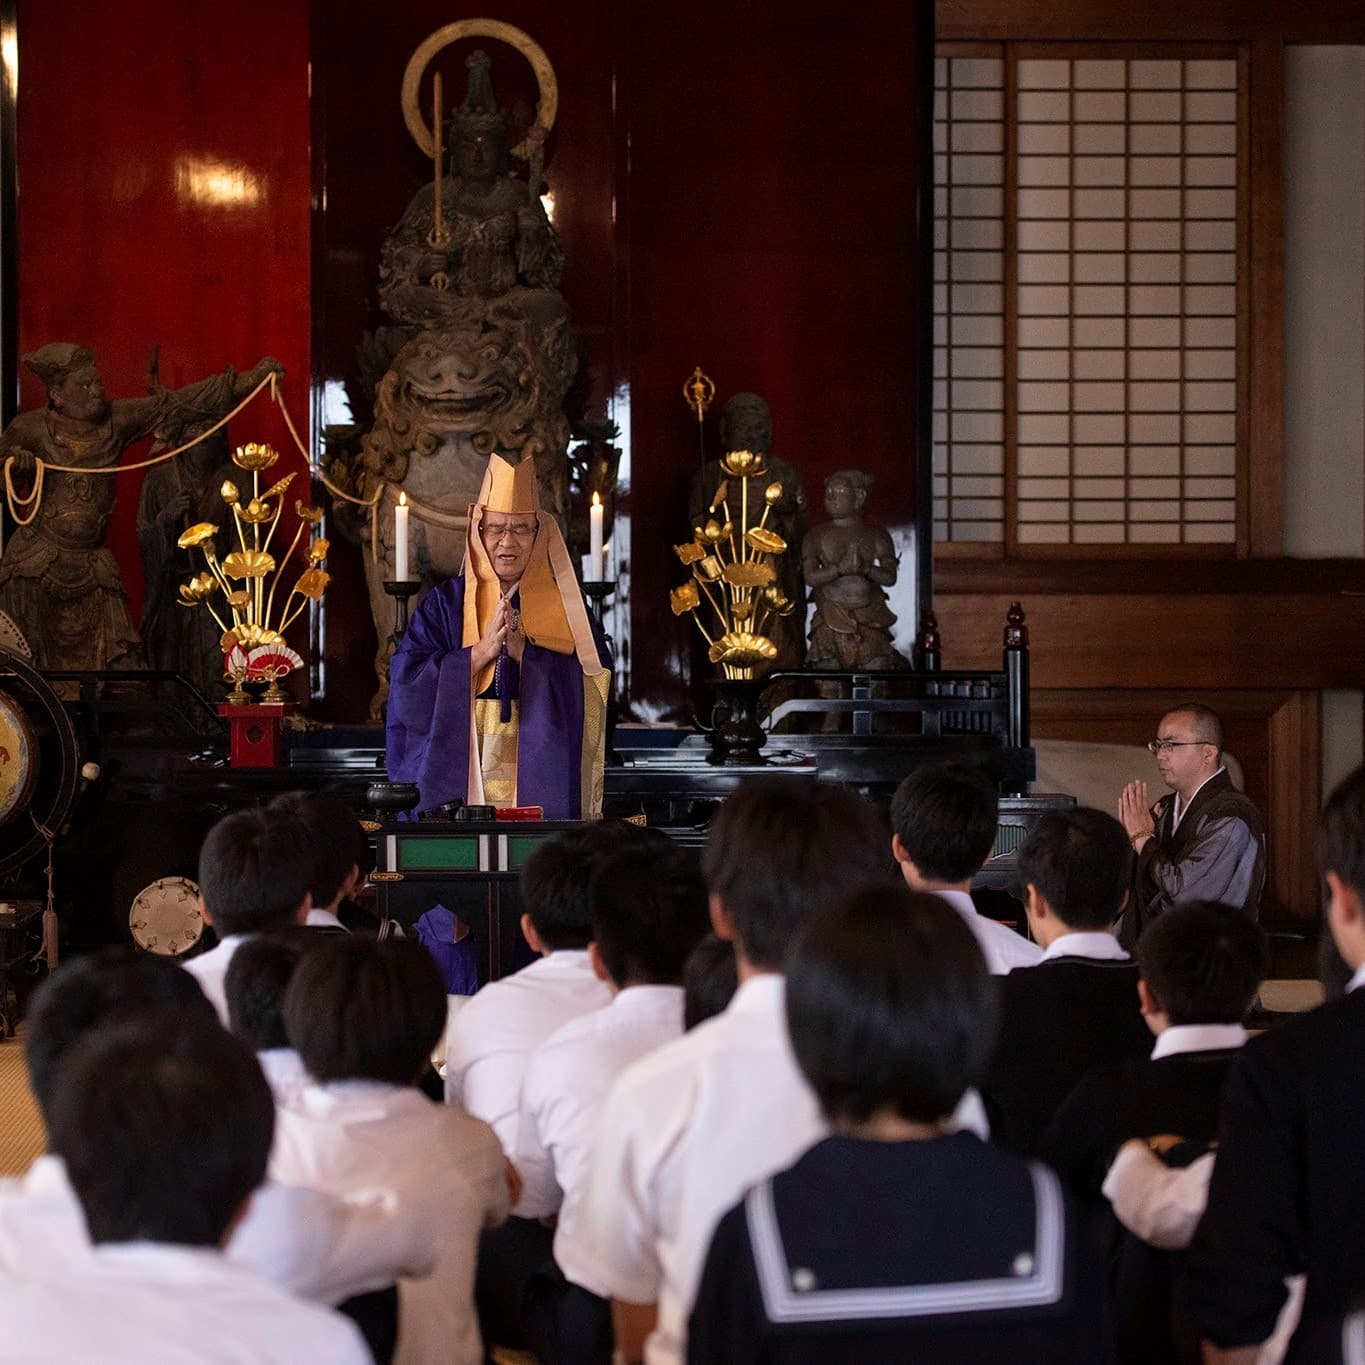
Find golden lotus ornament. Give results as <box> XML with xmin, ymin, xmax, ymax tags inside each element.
<box><xmin>708</xmin><ymin>631</ymin><xmax>778</xmax><ymax>667</ymax></box>
<box><xmin>220</xmin><ymin>480</ymin><xmax>240</xmax><ymax>506</ymax></box>
<box><xmin>721</xmin><ymin>448</ymin><xmax>766</xmax><ymax>478</ymax></box>
<box><xmin>221</xmin><ymin>623</ymin><xmax>285</xmax><ymax>651</ymax></box>
<box><xmin>294</xmin><ymin>568</ymin><xmax>331</xmax><ymax>601</ymax></box>
<box><xmin>762</xmin><ymin>585</ymin><xmax>796</xmax><ymax>616</ymax></box>
<box><xmin>674</xmin><ymin>541</ymin><xmax>706</xmax><ymax>566</ymax></box>
<box><xmin>177</xmin><ymin>522</ymin><xmax>218</xmax><ymax>550</ymax></box>
<box><xmin>695</xmin><ymin>556</ymin><xmax>725</xmax><ymax>582</ymax></box>
<box><xmin>295</xmin><ymin>500</ymin><xmax>324</xmax><ymax>524</ymax></box>
<box><xmin>306</xmin><ymin>538</ymin><xmax>330</xmax><ymax>565</ymax></box>
<box><xmin>764</xmin><ymin>482</ymin><xmax>783</xmax><ymax>505</ymax></box>
<box><xmin>225</xmin><ymin>590</ymin><xmax>252</xmax><ymax>610</ymax></box>
<box><xmin>722</xmin><ymin>560</ymin><xmax>776</xmax><ymax>588</ymax></box>
<box><xmin>261</xmin><ymin>473</ymin><xmax>297</xmax><ymax>501</ymax></box>
<box><xmin>745</xmin><ymin>527</ymin><xmax>787</xmax><ymax>556</ymax></box>
<box><xmin>222</xmin><ymin>549</ymin><xmax>276</xmax><ymax>579</ymax></box>
<box><xmin>178</xmin><ymin>573</ymin><xmax>219</xmax><ymax>605</ymax></box>
<box><xmin>232</xmin><ymin>442</ymin><xmax>280</xmax><ymax>472</ymax></box>
<box><xmin>238</xmin><ymin>498</ymin><xmax>273</xmax><ymax>525</ymax></box>
<box><xmin>670</xmin><ymin>582</ymin><xmax>701</xmax><ymax>616</ymax></box>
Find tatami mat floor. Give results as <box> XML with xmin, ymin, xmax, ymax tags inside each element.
<box><xmin>0</xmin><ymin>1026</ymin><xmax>46</xmax><ymax>1177</ymax></box>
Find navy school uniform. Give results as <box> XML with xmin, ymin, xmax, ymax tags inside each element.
<box><xmin>687</xmin><ymin>1131</ymin><xmax>1113</xmax><ymax>1364</ymax></box>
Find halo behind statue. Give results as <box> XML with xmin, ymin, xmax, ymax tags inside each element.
<box><xmin>401</xmin><ymin>20</ymin><xmax>558</xmax><ymax>162</ymax></box>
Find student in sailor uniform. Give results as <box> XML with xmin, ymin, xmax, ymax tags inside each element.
<box><xmin>1188</xmin><ymin>764</ymin><xmax>1365</xmax><ymax>1361</ymax></box>
<box><xmin>2</xmin><ymin>1018</ymin><xmax>371</xmax><ymax>1365</ymax></box>
<box><xmin>688</xmin><ymin>885</ymin><xmax>1111</xmax><ymax>1364</ymax></box>
<box><xmin>270</xmin><ymin>935</ymin><xmax>510</xmax><ymax>1365</ymax></box>
<box><xmin>982</xmin><ymin>807</ymin><xmax>1152</xmax><ymax>1153</ymax></box>
<box><xmin>561</xmin><ymin>777</ymin><xmax>897</xmax><ymax>1365</ymax></box>
<box><xmin>183</xmin><ymin>805</ymin><xmax>315</xmax><ymax>1024</ymax></box>
<box><xmin>889</xmin><ymin>761</ymin><xmax>1044</xmax><ymax>975</ymax></box>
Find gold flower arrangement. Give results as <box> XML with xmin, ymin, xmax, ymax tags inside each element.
<box><xmin>176</xmin><ymin>442</ymin><xmax>331</xmax><ymax>702</ymax></box>
<box><xmin>669</xmin><ymin>448</ymin><xmax>795</xmax><ymax>680</ymax></box>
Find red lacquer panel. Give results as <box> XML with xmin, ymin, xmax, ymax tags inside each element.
<box><xmin>15</xmin><ymin>0</ymin><xmax>312</xmax><ymax>621</ymax></box>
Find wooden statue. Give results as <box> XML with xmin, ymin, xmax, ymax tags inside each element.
<box><xmin>0</xmin><ymin>345</ymin><xmax>280</xmax><ymax>672</ymax></box>
<box><xmin>803</xmin><ymin>469</ymin><xmax>908</xmax><ymax>671</ymax></box>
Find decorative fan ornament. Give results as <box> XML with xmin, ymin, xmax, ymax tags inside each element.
<box><xmin>246</xmin><ymin>644</ymin><xmax>304</xmax><ymax>680</ymax></box>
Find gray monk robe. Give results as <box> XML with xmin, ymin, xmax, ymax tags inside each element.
<box><xmin>1119</xmin><ymin>768</ymin><xmax>1266</xmax><ymax>949</ymax></box>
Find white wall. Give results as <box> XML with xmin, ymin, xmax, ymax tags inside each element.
<box><xmin>1284</xmin><ymin>47</ymin><xmax>1365</xmax><ymax>793</ymax></box>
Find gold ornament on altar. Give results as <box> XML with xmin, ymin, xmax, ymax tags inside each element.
<box><xmin>175</xmin><ymin>443</ymin><xmax>330</xmax><ymax>704</ymax></box>
<box><xmin>669</xmin><ymin>453</ymin><xmax>795</xmax><ymax>680</ymax></box>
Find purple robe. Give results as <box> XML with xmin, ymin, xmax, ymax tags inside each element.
<box><xmin>386</xmin><ymin>576</ymin><xmax>609</xmax><ymax>819</ymax></box>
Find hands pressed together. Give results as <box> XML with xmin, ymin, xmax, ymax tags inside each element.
<box><xmin>1119</xmin><ymin>780</ymin><xmax>1156</xmax><ymax>850</ymax></box>
<box><xmin>470</xmin><ymin>596</ymin><xmax>525</xmax><ymax>675</ymax></box>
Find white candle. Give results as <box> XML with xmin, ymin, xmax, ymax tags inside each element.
<box><xmin>395</xmin><ymin>491</ymin><xmax>410</xmax><ymax>581</ymax></box>
<box><xmin>588</xmin><ymin>492</ymin><xmax>604</xmax><ymax>582</ymax></box>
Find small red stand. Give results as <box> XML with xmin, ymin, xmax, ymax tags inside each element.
<box><xmin>217</xmin><ymin>702</ymin><xmax>295</xmax><ymax>768</ymax></box>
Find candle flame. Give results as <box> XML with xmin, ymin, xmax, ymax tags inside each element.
<box><xmin>591</xmin><ymin>492</ymin><xmax>602</xmax><ymax>508</ymax></box>
<box><xmin>398</xmin><ymin>491</ymin><xmax>408</xmax><ymax>506</ymax></box>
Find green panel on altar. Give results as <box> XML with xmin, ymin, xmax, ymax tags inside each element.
<box><xmin>397</xmin><ymin>837</ymin><xmax>480</xmax><ymax>871</ymax></box>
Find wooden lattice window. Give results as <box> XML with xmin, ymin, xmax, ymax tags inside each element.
<box><xmin>934</xmin><ymin>43</ymin><xmax>1248</xmax><ymax>555</ymax></box>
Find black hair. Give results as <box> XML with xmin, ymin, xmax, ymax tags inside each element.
<box><xmin>1016</xmin><ymin>806</ymin><xmax>1134</xmax><ymax>929</ymax></box>
<box><xmin>1166</xmin><ymin>701</ymin><xmax>1224</xmax><ymax>754</ymax></box>
<box><xmin>589</xmin><ymin>842</ymin><xmax>709</xmax><ymax>988</ymax></box>
<box><xmin>48</xmin><ymin>1019</ymin><xmax>273</xmax><ymax>1247</ymax></box>
<box><xmin>197</xmin><ymin>805</ymin><xmax>315</xmax><ymax>936</ymax></box>
<box><xmin>1321</xmin><ymin>763</ymin><xmax>1365</xmax><ymax>900</ymax></box>
<box><xmin>521</xmin><ymin>820</ymin><xmax>658</xmax><ymax>951</ymax></box>
<box><xmin>682</xmin><ymin>933</ymin><xmax>738</xmax><ymax>1030</ymax></box>
<box><xmin>787</xmin><ymin>885</ymin><xmax>996</xmax><ymax>1124</ymax></box>
<box><xmin>225</xmin><ymin>928</ymin><xmax>315</xmax><ymax>1051</ymax></box>
<box><xmin>702</xmin><ymin>776</ymin><xmax>892</xmax><ymax>971</ymax></box>
<box><xmin>889</xmin><ymin>762</ymin><xmax>998</xmax><ymax>884</ymax></box>
<box><xmin>1136</xmin><ymin>901</ymin><xmax>1269</xmax><ymax>1025</ymax></box>
<box><xmin>268</xmin><ymin>791</ymin><xmax>369</xmax><ymax>910</ymax></box>
<box><xmin>25</xmin><ymin>947</ymin><xmax>219</xmax><ymax>1121</ymax></box>
<box><xmin>284</xmin><ymin>936</ymin><xmax>446</xmax><ymax>1086</ymax></box>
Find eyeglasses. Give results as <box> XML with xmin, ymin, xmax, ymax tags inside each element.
<box><xmin>1147</xmin><ymin>740</ymin><xmax>1209</xmax><ymax>755</ymax></box>
<box><xmin>481</xmin><ymin>520</ymin><xmax>537</xmax><ymax>543</ymax></box>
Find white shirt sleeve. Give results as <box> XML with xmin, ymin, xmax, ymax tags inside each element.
<box><xmin>554</xmin><ymin>1071</ymin><xmax>668</xmax><ymax>1304</ymax></box>
<box><xmin>512</xmin><ymin>1049</ymin><xmax>565</xmax><ymax>1220</ymax></box>
<box><xmin>1102</xmin><ymin>1143</ymin><xmax>1214</xmax><ymax>1250</ymax></box>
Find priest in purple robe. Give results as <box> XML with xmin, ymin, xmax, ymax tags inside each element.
<box><xmin>386</xmin><ymin>450</ymin><xmax>611</xmax><ymax>819</ymax></box>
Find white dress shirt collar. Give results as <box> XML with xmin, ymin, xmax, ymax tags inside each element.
<box><xmin>932</xmin><ymin>889</ymin><xmax>1043</xmax><ymax>974</ymax></box>
<box><xmin>1040</xmin><ymin>930</ymin><xmax>1129</xmax><ymax>962</ymax></box>
<box><xmin>1150</xmin><ymin>1022</ymin><xmax>1249</xmax><ymax>1059</ymax></box>
<box><xmin>305</xmin><ymin>907</ymin><xmax>346</xmax><ymax>930</ymax></box>
<box><xmin>1172</xmin><ymin>765</ymin><xmax>1227</xmax><ymax>830</ymax></box>
<box><xmin>1348</xmin><ymin>963</ymin><xmax>1365</xmax><ymax>994</ymax></box>
<box><xmin>724</xmin><ymin>971</ymin><xmax>785</xmax><ymax>1015</ymax></box>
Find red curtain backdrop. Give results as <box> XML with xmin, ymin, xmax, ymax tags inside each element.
<box><xmin>14</xmin><ymin>0</ymin><xmax>312</xmax><ymax>619</ymax></box>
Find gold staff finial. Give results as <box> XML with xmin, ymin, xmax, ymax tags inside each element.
<box><xmin>682</xmin><ymin>366</ymin><xmax>716</xmax><ymax>471</ymax></box>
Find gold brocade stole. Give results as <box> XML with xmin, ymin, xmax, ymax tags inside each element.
<box><xmin>473</xmin><ymin>699</ymin><xmax>518</xmax><ymax>807</ymax></box>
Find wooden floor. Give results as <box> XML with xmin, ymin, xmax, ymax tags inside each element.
<box><xmin>0</xmin><ymin>1026</ymin><xmax>46</xmax><ymax>1177</ymax></box>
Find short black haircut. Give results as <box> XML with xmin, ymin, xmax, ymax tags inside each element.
<box><xmin>198</xmin><ymin>805</ymin><xmax>315</xmax><ymax>936</ymax></box>
<box><xmin>521</xmin><ymin>820</ymin><xmax>656</xmax><ymax>951</ymax></box>
<box><xmin>1136</xmin><ymin>901</ymin><xmax>1269</xmax><ymax>1025</ymax></box>
<box><xmin>25</xmin><ymin>947</ymin><xmax>219</xmax><ymax>1121</ymax></box>
<box><xmin>225</xmin><ymin>928</ymin><xmax>315</xmax><ymax>1051</ymax></box>
<box><xmin>268</xmin><ymin>791</ymin><xmax>370</xmax><ymax>910</ymax></box>
<box><xmin>682</xmin><ymin>933</ymin><xmax>738</xmax><ymax>1030</ymax></box>
<box><xmin>702</xmin><ymin>776</ymin><xmax>892</xmax><ymax>971</ymax></box>
<box><xmin>1321</xmin><ymin>763</ymin><xmax>1365</xmax><ymax>899</ymax></box>
<box><xmin>787</xmin><ymin>886</ymin><xmax>996</xmax><ymax>1125</ymax></box>
<box><xmin>1165</xmin><ymin>701</ymin><xmax>1224</xmax><ymax>754</ymax></box>
<box><xmin>889</xmin><ymin>762</ymin><xmax>998</xmax><ymax>884</ymax></box>
<box><xmin>1016</xmin><ymin>806</ymin><xmax>1134</xmax><ymax>929</ymax></box>
<box><xmin>284</xmin><ymin>936</ymin><xmax>446</xmax><ymax>1086</ymax></box>
<box><xmin>589</xmin><ymin>842</ymin><xmax>709</xmax><ymax>988</ymax></box>
<box><xmin>48</xmin><ymin>1020</ymin><xmax>273</xmax><ymax>1247</ymax></box>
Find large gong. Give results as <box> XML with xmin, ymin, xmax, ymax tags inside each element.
<box><xmin>0</xmin><ymin>646</ymin><xmax>80</xmax><ymax>880</ymax></box>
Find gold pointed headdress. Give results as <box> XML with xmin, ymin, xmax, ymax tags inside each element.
<box><xmin>462</xmin><ymin>451</ymin><xmax>606</xmax><ymax>689</ymax></box>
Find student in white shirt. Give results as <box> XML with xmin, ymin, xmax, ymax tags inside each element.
<box><xmin>562</xmin><ymin>776</ymin><xmax>894</xmax><ymax>1365</ymax></box>
<box><xmin>271</xmin><ymin>934</ymin><xmax>510</xmax><ymax>1365</ymax></box>
<box><xmin>269</xmin><ymin>790</ymin><xmax>368</xmax><ymax>932</ymax></box>
<box><xmin>225</xmin><ymin>929</ymin><xmax>316</xmax><ymax>1104</ymax></box>
<box><xmin>3</xmin><ymin>946</ymin><xmax>437</xmax><ymax>1314</ymax></box>
<box><xmin>4</xmin><ymin>1016</ymin><xmax>369</xmax><ymax>1365</ymax></box>
<box><xmin>497</xmin><ymin>839</ymin><xmax>708</xmax><ymax>1361</ymax></box>
<box><xmin>444</xmin><ymin>821</ymin><xmax>652</xmax><ymax>1150</ymax></box>
<box><xmin>183</xmin><ymin>804</ymin><xmax>314</xmax><ymax>1023</ymax></box>
<box><xmin>889</xmin><ymin>761</ymin><xmax>1044</xmax><ymax>974</ymax></box>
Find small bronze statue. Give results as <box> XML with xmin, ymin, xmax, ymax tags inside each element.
<box><xmin>689</xmin><ymin>393</ymin><xmax>807</xmax><ymax>670</ymax></box>
<box><xmin>0</xmin><ymin>345</ymin><xmax>280</xmax><ymax>672</ymax></box>
<box><xmin>803</xmin><ymin>469</ymin><xmax>908</xmax><ymax>671</ymax></box>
